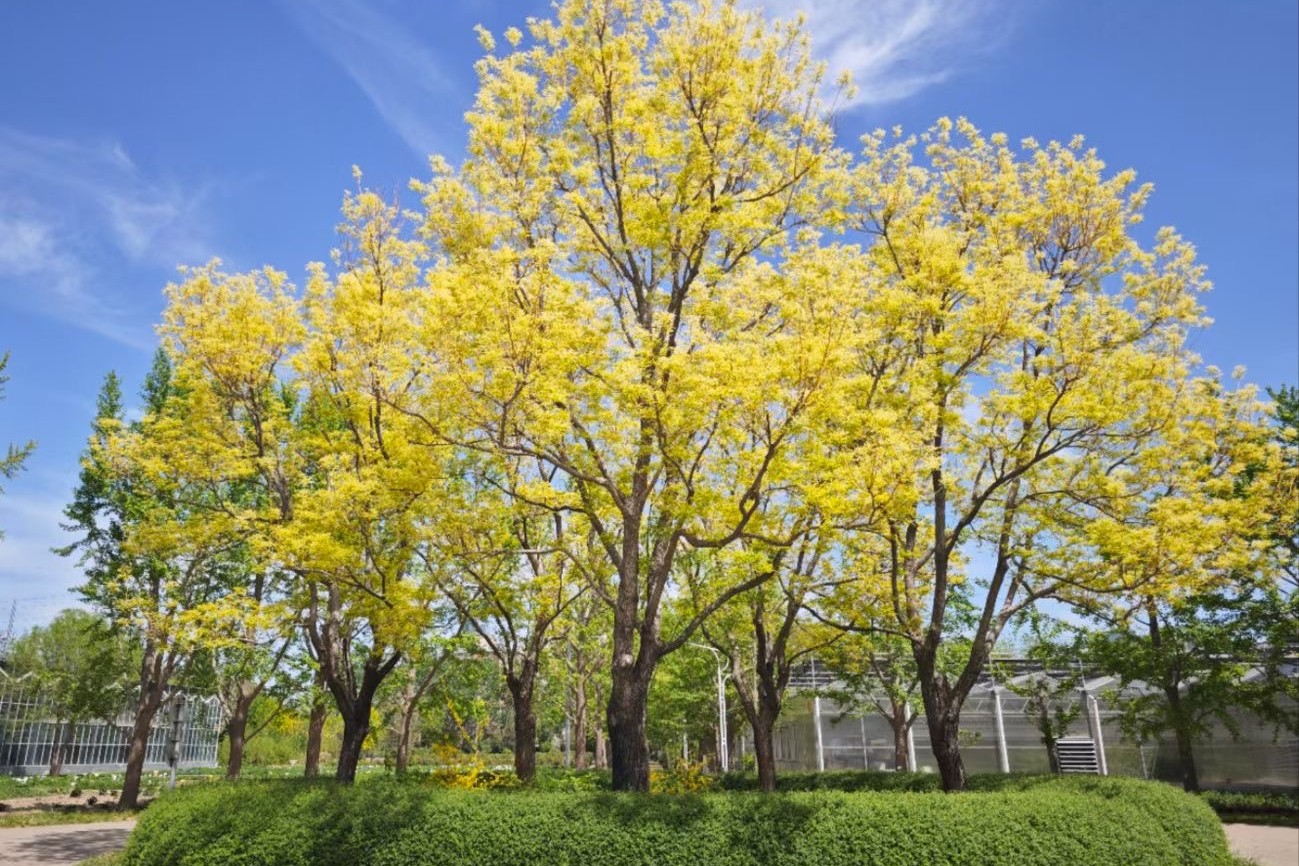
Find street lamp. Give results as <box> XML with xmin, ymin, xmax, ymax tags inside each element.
<box><xmin>688</xmin><ymin>643</ymin><xmax>729</xmax><ymax>772</ymax></box>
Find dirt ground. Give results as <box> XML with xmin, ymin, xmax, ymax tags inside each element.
<box><xmin>0</xmin><ymin>793</ymin><xmax>125</xmax><ymax>813</ymax></box>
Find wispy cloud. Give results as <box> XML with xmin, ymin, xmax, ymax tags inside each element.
<box><xmin>0</xmin><ymin>129</ymin><xmax>213</xmax><ymax>349</ymax></box>
<box><xmin>283</xmin><ymin>0</ymin><xmax>451</xmax><ymax>156</ymax></box>
<box><xmin>0</xmin><ymin>486</ymin><xmax>87</xmax><ymax>622</ymax></box>
<box><xmin>748</xmin><ymin>0</ymin><xmax>1012</xmax><ymax>106</ymax></box>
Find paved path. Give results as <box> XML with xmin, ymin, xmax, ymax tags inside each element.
<box><xmin>0</xmin><ymin>820</ymin><xmax>135</xmax><ymax>865</ymax></box>
<box><xmin>1224</xmin><ymin>823</ymin><xmax>1299</xmax><ymax>866</ymax></box>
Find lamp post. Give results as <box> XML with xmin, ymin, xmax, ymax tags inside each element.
<box><xmin>688</xmin><ymin>643</ymin><xmax>729</xmax><ymax>772</ymax></box>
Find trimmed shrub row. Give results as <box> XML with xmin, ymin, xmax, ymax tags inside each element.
<box><xmin>123</xmin><ymin>776</ymin><xmax>1232</xmax><ymax>866</ymax></box>
<box><xmin>1201</xmin><ymin>789</ymin><xmax>1299</xmax><ymax>826</ymax></box>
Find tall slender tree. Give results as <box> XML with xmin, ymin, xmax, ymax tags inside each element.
<box><xmin>62</xmin><ymin>354</ymin><xmax>236</xmax><ymax>808</ymax></box>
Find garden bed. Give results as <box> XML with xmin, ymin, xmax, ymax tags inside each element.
<box><xmin>122</xmin><ymin>775</ymin><xmax>1232</xmax><ymax>866</ymax></box>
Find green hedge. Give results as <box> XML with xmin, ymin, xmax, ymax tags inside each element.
<box><xmin>1200</xmin><ymin>790</ymin><xmax>1299</xmax><ymax>826</ymax></box>
<box><xmin>122</xmin><ymin>776</ymin><xmax>1231</xmax><ymax>866</ymax></box>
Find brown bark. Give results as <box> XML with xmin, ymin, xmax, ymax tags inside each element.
<box><xmin>924</xmin><ymin>704</ymin><xmax>966</xmax><ymax>792</ymax></box>
<box><xmin>892</xmin><ymin>706</ymin><xmax>910</xmax><ymax>772</ymax></box>
<box><xmin>749</xmin><ymin>708</ymin><xmax>778</xmax><ymax>792</ymax></box>
<box><xmin>304</xmin><ymin>689</ymin><xmax>327</xmax><ymax>778</ymax></box>
<box><xmin>48</xmin><ymin>720</ymin><xmax>73</xmax><ymax>777</ymax></box>
<box><xmin>303</xmin><ymin>583</ymin><xmax>403</xmax><ymax>784</ymax></box>
<box><xmin>1167</xmin><ymin>689</ymin><xmax>1200</xmax><ymax>792</ymax></box>
<box><xmin>333</xmin><ymin>662</ymin><xmax>391</xmax><ymax>784</ymax></box>
<box><xmin>224</xmin><ymin>682</ymin><xmax>258</xmax><ymax>781</ymax></box>
<box><xmin>119</xmin><ymin>644</ymin><xmax>172</xmax><ymax>809</ymax></box>
<box><xmin>119</xmin><ymin>687</ymin><xmax>165</xmax><ymax>808</ymax></box>
<box><xmin>607</xmin><ymin>662</ymin><xmax>652</xmax><ymax>791</ymax></box>
<box><xmin>225</xmin><ymin>699</ymin><xmax>250</xmax><ymax>781</ymax></box>
<box><xmin>508</xmin><ymin>669</ymin><xmax>538</xmax><ymax>783</ymax></box>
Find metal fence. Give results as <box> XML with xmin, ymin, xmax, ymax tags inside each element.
<box><xmin>0</xmin><ymin>673</ymin><xmax>222</xmax><ymax>776</ymax></box>
<box><xmin>761</xmin><ymin>662</ymin><xmax>1299</xmax><ymax>790</ymax></box>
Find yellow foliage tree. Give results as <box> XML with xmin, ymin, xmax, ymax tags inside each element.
<box><xmin>141</xmin><ymin>183</ymin><xmax>448</xmax><ymax>783</ymax></box>
<box><xmin>414</xmin><ymin>0</ymin><xmax>860</xmax><ymax>790</ymax></box>
<box><xmin>823</xmin><ymin>118</ymin><xmax>1248</xmax><ymax>790</ymax></box>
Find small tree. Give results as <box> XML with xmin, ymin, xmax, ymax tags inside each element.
<box><xmin>994</xmin><ymin>619</ymin><xmax>1083</xmax><ymax>773</ymax></box>
<box><xmin>1085</xmin><ymin>588</ymin><xmax>1296</xmax><ymax>792</ymax></box>
<box><xmin>823</xmin><ymin>633</ymin><xmax>921</xmax><ymax>773</ymax></box>
<box><xmin>701</xmin><ymin>532</ymin><xmax>840</xmax><ymax>791</ymax></box>
<box><xmin>6</xmin><ymin>609</ymin><xmax>135</xmax><ymax>775</ymax></box>
<box><xmin>1072</xmin><ymin>378</ymin><xmax>1295</xmax><ymax>791</ymax></box>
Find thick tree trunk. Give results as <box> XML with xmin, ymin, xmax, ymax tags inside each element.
<box><xmin>927</xmin><ymin>709</ymin><xmax>965</xmax><ymax>792</ymax></box>
<box><xmin>336</xmin><ymin>691</ymin><xmax>377</xmax><ymax>784</ymax></box>
<box><xmin>225</xmin><ymin>698</ymin><xmax>250</xmax><ymax>781</ymax></box>
<box><xmin>508</xmin><ymin>673</ymin><xmax>538</xmax><ymax>783</ymax></box>
<box><xmin>304</xmin><ymin>691</ymin><xmax>327</xmax><ymax>778</ymax></box>
<box><xmin>332</xmin><ymin>660</ymin><xmax>393</xmax><ymax>784</ymax></box>
<box><xmin>1173</xmin><ymin>724</ymin><xmax>1199</xmax><ymax>792</ymax></box>
<box><xmin>751</xmin><ymin>710</ymin><xmax>778</xmax><ymax>793</ymax></box>
<box><xmin>916</xmin><ymin>638</ymin><xmax>971</xmax><ymax>792</ymax></box>
<box><xmin>608</xmin><ymin>664</ymin><xmax>652</xmax><ymax>791</ymax></box>
<box><xmin>119</xmin><ymin>689</ymin><xmax>165</xmax><ymax>809</ymax></box>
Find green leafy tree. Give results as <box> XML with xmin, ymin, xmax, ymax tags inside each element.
<box><xmin>7</xmin><ymin>609</ymin><xmax>136</xmax><ymax>775</ymax></box>
<box><xmin>995</xmin><ymin>617</ymin><xmax>1083</xmax><ymax>774</ymax></box>
<box><xmin>823</xmin><ymin>633</ymin><xmax>921</xmax><ymax>773</ymax></box>
<box><xmin>1085</xmin><ymin>588</ymin><xmax>1297</xmax><ymax>792</ymax></box>
<box><xmin>60</xmin><ymin>354</ymin><xmax>236</xmax><ymax>807</ymax></box>
<box><xmin>700</xmin><ymin>531</ymin><xmax>841</xmax><ymax>791</ymax></box>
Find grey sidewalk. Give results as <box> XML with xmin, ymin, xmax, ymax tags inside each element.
<box><xmin>0</xmin><ymin>820</ymin><xmax>135</xmax><ymax>865</ymax></box>
<box><xmin>1223</xmin><ymin>824</ymin><xmax>1299</xmax><ymax>866</ymax></box>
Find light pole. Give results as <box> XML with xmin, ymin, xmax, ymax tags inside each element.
<box><xmin>688</xmin><ymin>643</ymin><xmax>729</xmax><ymax>772</ymax></box>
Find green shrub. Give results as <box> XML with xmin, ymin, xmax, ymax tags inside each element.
<box><xmin>1200</xmin><ymin>790</ymin><xmax>1299</xmax><ymax>814</ymax></box>
<box><xmin>719</xmin><ymin>770</ymin><xmax>941</xmax><ymax>793</ymax></box>
<box><xmin>1201</xmin><ymin>790</ymin><xmax>1299</xmax><ymax>826</ymax></box>
<box><xmin>123</xmin><ymin>776</ymin><xmax>1231</xmax><ymax>866</ymax></box>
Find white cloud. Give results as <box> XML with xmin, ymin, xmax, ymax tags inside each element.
<box><xmin>747</xmin><ymin>0</ymin><xmax>1013</xmax><ymax>107</ymax></box>
<box><xmin>0</xmin><ymin>129</ymin><xmax>213</xmax><ymax>349</ymax></box>
<box><xmin>283</xmin><ymin>0</ymin><xmax>451</xmax><ymax>156</ymax></box>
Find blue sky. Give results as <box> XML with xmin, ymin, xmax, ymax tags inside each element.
<box><xmin>0</xmin><ymin>0</ymin><xmax>1295</xmax><ymax>629</ymax></box>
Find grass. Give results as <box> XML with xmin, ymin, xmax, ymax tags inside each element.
<box><xmin>0</xmin><ymin>808</ymin><xmax>138</xmax><ymax>829</ymax></box>
<box><xmin>76</xmin><ymin>855</ymin><xmax>124</xmax><ymax>866</ymax></box>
